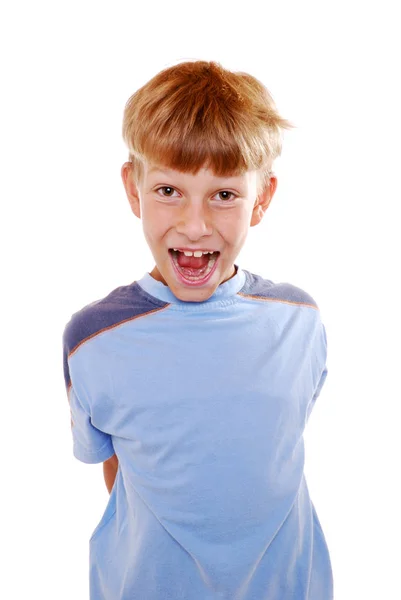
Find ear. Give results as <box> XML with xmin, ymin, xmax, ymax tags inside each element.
<box><xmin>121</xmin><ymin>162</ymin><xmax>141</xmax><ymax>219</ymax></box>
<box><xmin>250</xmin><ymin>176</ymin><xmax>278</xmax><ymax>227</ymax></box>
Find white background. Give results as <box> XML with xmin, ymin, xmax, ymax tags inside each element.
<box><xmin>2</xmin><ymin>1</ymin><xmax>400</xmax><ymax>598</ymax></box>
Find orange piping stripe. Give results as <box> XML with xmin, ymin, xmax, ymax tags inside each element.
<box><xmin>237</xmin><ymin>292</ymin><xmax>318</xmax><ymax>310</ymax></box>
<box><xmin>68</xmin><ymin>304</ymin><xmax>171</xmax><ymax>359</ymax></box>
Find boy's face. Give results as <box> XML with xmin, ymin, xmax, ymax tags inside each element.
<box><xmin>121</xmin><ymin>161</ymin><xmax>277</xmax><ymax>302</ymax></box>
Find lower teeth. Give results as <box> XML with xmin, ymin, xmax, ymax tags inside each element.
<box><xmin>172</xmin><ymin>254</ymin><xmax>217</xmax><ymax>280</ymax></box>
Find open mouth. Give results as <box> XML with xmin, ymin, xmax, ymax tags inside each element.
<box><xmin>168</xmin><ymin>249</ymin><xmax>220</xmax><ymax>283</ymax></box>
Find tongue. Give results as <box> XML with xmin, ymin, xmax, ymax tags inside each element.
<box><xmin>177</xmin><ymin>252</ymin><xmax>210</xmax><ymax>269</ymax></box>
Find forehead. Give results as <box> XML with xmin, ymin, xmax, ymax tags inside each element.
<box><xmin>145</xmin><ymin>163</ymin><xmax>255</xmax><ymax>185</ymax></box>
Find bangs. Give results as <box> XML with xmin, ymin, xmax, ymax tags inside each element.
<box><xmin>137</xmin><ymin>105</ymin><xmax>268</xmax><ymax>178</ymax></box>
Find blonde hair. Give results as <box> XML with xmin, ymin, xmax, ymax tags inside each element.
<box><xmin>122</xmin><ymin>60</ymin><xmax>295</xmax><ymax>194</ymax></box>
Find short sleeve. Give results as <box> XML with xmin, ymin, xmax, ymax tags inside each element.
<box><xmin>68</xmin><ymin>384</ymin><xmax>115</xmax><ymax>464</ymax></box>
<box><xmin>307</xmin><ymin>365</ymin><xmax>328</xmax><ymax>419</ymax></box>
<box><xmin>305</xmin><ymin>321</ymin><xmax>329</xmax><ymax>424</ymax></box>
<box><xmin>63</xmin><ymin>325</ymin><xmax>114</xmax><ymax>464</ymax></box>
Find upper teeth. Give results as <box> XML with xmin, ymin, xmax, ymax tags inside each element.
<box><xmin>173</xmin><ymin>249</ymin><xmax>215</xmax><ymax>257</ymax></box>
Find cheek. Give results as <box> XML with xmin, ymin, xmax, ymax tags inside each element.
<box><xmin>218</xmin><ymin>209</ymin><xmax>250</xmax><ymax>241</ymax></box>
<box><xmin>141</xmin><ymin>210</ymin><xmax>170</xmax><ymax>246</ymax></box>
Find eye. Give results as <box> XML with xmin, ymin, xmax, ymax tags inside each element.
<box><xmin>214</xmin><ymin>190</ymin><xmax>237</xmax><ymax>202</ymax></box>
<box><xmin>156</xmin><ymin>186</ymin><xmax>178</xmax><ymax>197</ymax></box>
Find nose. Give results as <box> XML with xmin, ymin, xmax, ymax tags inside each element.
<box><xmin>175</xmin><ymin>201</ymin><xmax>213</xmax><ymax>241</ymax></box>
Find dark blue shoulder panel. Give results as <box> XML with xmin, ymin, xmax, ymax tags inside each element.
<box><xmin>240</xmin><ymin>270</ymin><xmax>319</xmax><ymax>309</ymax></box>
<box><xmin>62</xmin><ymin>282</ymin><xmax>169</xmax><ymax>390</ymax></box>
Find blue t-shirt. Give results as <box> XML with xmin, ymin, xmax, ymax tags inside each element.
<box><xmin>62</xmin><ymin>266</ymin><xmax>333</xmax><ymax>600</ymax></box>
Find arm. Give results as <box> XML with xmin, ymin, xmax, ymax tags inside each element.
<box><xmin>103</xmin><ymin>453</ymin><xmax>119</xmax><ymax>494</ymax></box>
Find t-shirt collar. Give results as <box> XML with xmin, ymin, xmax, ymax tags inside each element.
<box><xmin>136</xmin><ymin>264</ymin><xmax>246</xmax><ymax>304</ymax></box>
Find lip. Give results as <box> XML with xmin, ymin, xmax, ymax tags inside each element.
<box><xmin>169</xmin><ymin>250</ymin><xmax>220</xmax><ymax>287</ymax></box>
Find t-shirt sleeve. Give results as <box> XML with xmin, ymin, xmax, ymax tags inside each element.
<box><xmin>67</xmin><ymin>384</ymin><xmax>115</xmax><ymax>464</ymax></box>
<box><xmin>305</xmin><ymin>321</ymin><xmax>329</xmax><ymax>424</ymax></box>
<box><xmin>63</xmin><ymin>326</ymin><xmax>115</xmax><ymax>464</ymax></box>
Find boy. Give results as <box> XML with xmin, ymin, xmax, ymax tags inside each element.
<box><xmin>62</xmin><ymin>60</ymin><xmax>333</xmax><ymax>599</ymax></box>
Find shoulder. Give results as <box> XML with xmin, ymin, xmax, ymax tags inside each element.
<box><xmin>239</xmin><ymin>270</ymin><xmax>320</xmax><ymax>310</ymax></box>
<box><xmin>62</xmin><ymin>280</ymin><xmax>167</xmax><ymax>356</ymax></box>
